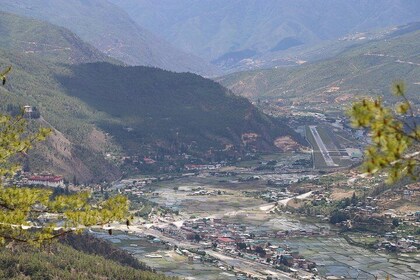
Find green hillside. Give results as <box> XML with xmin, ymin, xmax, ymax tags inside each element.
<box><xmin>0</xmin><ymin>11</ymin><xmax>299</xmax><ymax>180</ymax></box>
<box><xmin>219</xmin><ymin>24</ymin><xmax>420</xmax><ymax>114</ymax></box>
<box><xmin>0</xmin><ymin>0</ymin><xmax>219</xmax><ymax>75</ymax></box>
<box><xmin>0</xmin><ymin>46</ymin><xmax>122</xmax><ymax>183</ymax></box>
<box><xmin>0</xmin><ymin>49</ymin><xmax>297</xmax><ymax>178</ymax></box>
<box><xmin>57</xmin><ymin>63</ymin><xmax>299</xmax><ymax>160</ymax></box>
<box><xmin>0</xmin><ymin>236</ymin><xmax>176</xmax><ymax>280</ymax></box>
<box><xmin>0</xmin><ymin>11</ymin><xmax>111</xmax><ymax>65</ymax></box>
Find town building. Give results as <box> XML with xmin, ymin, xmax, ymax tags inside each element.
<box><xmin>27</xmin><ymin>174</ymin><xmax>64</xmax><ymax>188</ymax></box>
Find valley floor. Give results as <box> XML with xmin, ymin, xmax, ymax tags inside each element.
<box><xmin>95</xmin><ymin>168</ymin><xmax>419</xmax><ymax>280</ymax></box>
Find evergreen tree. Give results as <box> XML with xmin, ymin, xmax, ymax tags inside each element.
<box><xmin>349</xmin><ymin>81</ymin><xmax>419</xmax><ymax>183</ymax></box>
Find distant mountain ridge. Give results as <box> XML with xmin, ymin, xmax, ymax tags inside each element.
<box><xmin>0</xmin><ymin>0</ymin><xmax>219</xmax><ymax>75</ymax></box>
<box><xmin>110</xmin><ymin>0</ymin><xmax>420</xmax><ymax>72</ymax></box>
<box><xmin>218</xmin><ymin>22</ymin><xmax>420</xmax><ymax>113</ymax></box>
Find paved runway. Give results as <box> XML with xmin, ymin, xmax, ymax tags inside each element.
<box><xmin>309</xmin><ymin>125</ymin><xmax>337</xmax><ymax>167</ymax></box>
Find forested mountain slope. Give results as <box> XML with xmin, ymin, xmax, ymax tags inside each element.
<box><xmin>0</xmin><ymin>11</ymin><xmax>299</xmax><ymax>181</ymax></box>
<box><xmin>0</xmin><ymin>0</ymin><xmax>219</xmax><ymax>75</ymax></box>
<box><xmin>0</xmin><ymin>48</ymin><xmax>121</xmax><ymax>183</ymax></box>
<box><xmin>0</xmin><ymin>11</ymin><xmax>112</xmax><ymax>64</ymax></box>
<box><xmin>57</xmin><ymin>63</ymin><xmax>300</xmax><ymax>161</ymax></box>
<box><xmin>0</xmin><ymin>12</ymin><xmax>122</xmax><ymax>182</ymax></box>
<box><xmin>0</xmin><ymin>235</ymin><xmax>176</xmax><ymax>280</ymax></box>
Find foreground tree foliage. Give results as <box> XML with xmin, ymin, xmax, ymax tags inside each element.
<box><xmin>349</xmin><ymin>82</ymin><xmax>419</xmax><ymax>183</ymax></box>
<box><xmin>0</xmin><ymin>241</ymin><xmax>176</xmax><ymax>280</ymax></box>
<box><xmin>0</xmin><ymin>66</ymin><xmax>128</xmax><ymax>246</ymax></box>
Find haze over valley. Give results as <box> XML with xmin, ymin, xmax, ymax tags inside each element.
<box><xmin>0</xmin><ymin>1</ymin><xmax>419</xmax><ymax>280</ymax></box>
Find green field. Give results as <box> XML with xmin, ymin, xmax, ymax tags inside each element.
<box><xmin>94</xmin><ymin>231</ymin><xmax>237</xmax><ymax>280</ymax></box>
<box><xmin>286</xmin><ymin>237</ymin><xmax>420</xmax><ymax>280</ymax></box>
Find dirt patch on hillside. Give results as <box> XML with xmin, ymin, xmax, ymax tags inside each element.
<box><xmin>287</xmin><ymin>198</ymin><xmax>305</xmax><ymax>209</ymax></box>
<box><xmin>274</xmin><ymin>136</ymin><xmax>301</xmax><ymax>151</ymax></box>
<box><xmin>87</xmin><ymin>128</ymin><xmax>108</xmax><ymax>152</ymax></box>
<box><xmin>30</xmin><ymin>121</ymin><xmax>120</xmax><ymax>183</ymax></box>
<box><xmin>330</xmin><ymin>189</ymin><xmax>355</xmax><ymax>201</ymax></box>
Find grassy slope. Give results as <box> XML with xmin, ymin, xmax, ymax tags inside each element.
<box><xmin>219</xmin><ymin>25</ymin><xmax>420</xmax><ymax>112</ymax></box>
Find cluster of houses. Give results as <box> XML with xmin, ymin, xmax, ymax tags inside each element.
<box><xmin>184</xmin><ymin>164</ymin><xmax>222</xmax><ymax>171</ymax></box>
<box><xmin>243</xmin><ymin>189</ymin><xmax>291</xmax><ymax>203</ymax></box>
<box><xmin>378</xmin><ymin>232</ymin><xmax>419</xmax><ymax>253</ymax></box>
<box><xmin>148</xmin><ymin>218</ymin><xmax>327</xmax><ymax>275</ymax></box>
<box><xmin>115</xmin><ymin>148</ymin><xmax>235</xmax><ymax>173</ymax></box>
<box><xmin>186</xmin><ymin>188</ymin><xmax>228</xmax><ymax>196</ymax></box>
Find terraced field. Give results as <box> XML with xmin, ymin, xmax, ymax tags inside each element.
<box><xmin>286</xmin><ymin>237</ymin><xmax>420</xmax><ymax>279</ymax></box>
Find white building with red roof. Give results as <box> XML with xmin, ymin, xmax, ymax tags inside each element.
<box><xmin>28</xmin><ymin>174</ymin><xmax>64</xmax><ymax>188</ymax></box>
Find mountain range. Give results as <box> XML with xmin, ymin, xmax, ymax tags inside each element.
<box><xmin>2</xmin><ymin>0</ymin><xmax>418</xmax><ymax>74</ymax></box>
<box><xmin>218</xmin><ymin>22</ymin><xmax>420</xmax><ymax>114</ymax></box>
<box><xmin>110</xmin><ymin>0</ymin><xmax>420</xmax><ymax>71</ymax></box>
<box><xmin>0</xmin><ymin>0</ymin><xmax>219</xmax><ymax>75</ymax></box>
